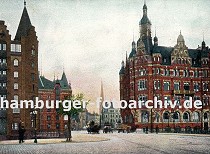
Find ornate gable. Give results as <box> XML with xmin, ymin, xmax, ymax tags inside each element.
<box><xmin>171</xmin><ymin>32</ymin><xmax>191</xmax><ymax>65</ymax></box>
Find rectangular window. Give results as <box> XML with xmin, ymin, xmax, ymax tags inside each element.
<box><xmin>203</xmin><ymin>82</ymin><xmax>208</xmax><ymax>91</ymax></box>
<box><xmin>174</xmin><ymin>82</ymin><xmax>180</xmax><ymax>90</ymax></box>
<box><xmin>163</xmin><ymin>82</ymin><xmax>170</xmax><ymax>91</ymax></box>
<box><xmin>13</xmin><ymin>108</ymin><xmax>20</xmax><ymax>113</ymax></box>
<box><xmin>16</xmin><ymin>44</ymin><xmax>21</xmax><ymax>52</ymax></box>
<box><xmin>3</xmin><ymin>71</ymin><xmax>6</xmax><ymax>75</ymax></box>
<box><xmin>194</xmin><ymin>83</ymin><xmax>199</xmax><ymax>92</ymax></box>
<box><xmin>154</xmin><ymin>80</ymin><xmax>161</xmax><ymax>90</ymax></box>
<box><xmin>11</xmin><ymin>44</ymin><xmax>21</xmax><ymax>52</ymax></box>
<box><xmin>14</xmin><ymin>72</ymin><xmax>18</xmax><ymax>78</ymax></box>
<box><xmin>56</xmin><ymin>123</ymin><xmax>60</xmax><ymax>129</ymax></box>
<box><xmin>2</xmin><ymin>83</ymin><xmax>6</xmax><ymax>87</ymax></box>
<box><xmin>2</xmin><ymin>44</ymin><xmax>6</xmax><ymax>50</ymax></box>
<box><xmin>194</xmin><ymin>71</ymin><xmax>199</xmax><ymax>77</ymax></box>
<box><xmin>138</xmin><ymin>80</ymin><xmax>147</xmax><ymax>91</ymax></box>
<box><xmin>2</xmin><ymin>59</ymin><xmax>6</xmax><ymax>63</ymax></box>
<box><xmin>12</xmin><ymin>123</ymin><xmax>19</xmax><ymax>130</ymax></box>
<box><xmin>11</xmin><ymin>44</ymin><xmax>15</xmax><ymax>52</ymax></box>
<box><xmin>32</xmin><ymin>49</ymin><xmax>35</xmax><ymax>56</ymax></box>
<box><xmin>47</xmin><ymin>116</ymin><xmax>51</xmax><ymax>121</ymax></box>
<box><xmin>174</xmin><ymin>96</ymin><xmax>181</xmax><ymax>106</ymax></box>
<box><xmin>14</xmin><ymin>95</ymin><xmax>18</xmax><ymax>100</ymax></box>
<box><xmin>14</xmin><ymin>83</ymin><xmax>18</xmax><ymax>90</ymax></box>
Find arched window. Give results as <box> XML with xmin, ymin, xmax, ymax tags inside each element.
<box><xmin>129</xmin><ymin>114</ymin><xmax>133</xmax><ymax>123</ymax></box>
<box><xmin>183</xmin><ymin>112</ymin><xmax>190</xmax><ymax>122</ymax></box>
<box><xmin>173</xmin><ymin>112</ymin><xmax>180</xmax><ymax>122</ymax></box>
<box><xmin>141</xmin><ymin>111</ymin><xmax>149</xmax><ymax>123</ymax></box>
<box><xmin>14</xmin><ymin>95</ymin><xmax>18</xmax><ymax>100</ymax></box>
<box><xmin>192</xmin><ymin>112</ymin><xmax>200</xmax><ymax>122</ymax></box>
<box><xmin>14</xmin><ymin>59</ymin><xmax>18</xmax><ymax>66</ymax></box>
<box><xmin>204</xmin><ymin>112</ymin><xmax>208</xmax><ymax>120</ymax></box>
<box><xmin>14</xmin><ymin>83</ymin><xmax>18</xmax><ymax>90</ymax></box>
<box><xmin>155</xmin><ymin>113</ymin><xmax>160</xmax><ymax>122</ymax></box>
<box><xmin>163</xmin><ymin>112</ymin><xmax>169</xmax><ymax>122</ymax></box>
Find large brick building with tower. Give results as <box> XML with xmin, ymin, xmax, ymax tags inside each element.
<box><xmin>119</xmin><ymin>2</ymin><xmax>210</xmax><ymax>133</ymax></box>
<box><xmin>0</xmin><ymin>1</ymin><xmax>39</xmax><ymax>139</ymax></box>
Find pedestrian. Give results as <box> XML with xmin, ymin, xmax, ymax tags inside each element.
<box><xmin>146</xmin><ymin>126</ymin><xmax>148</xmax><ymax>134</ymax></box>
<box><xmin>18</xmin><ymin>124</ymin><xmax>26</xmax><ymax>144</ymax></box>
<box><xmin>155</xmin><ymin>126</ymin><xmax>159</xmax><ymax>134</ymax></box>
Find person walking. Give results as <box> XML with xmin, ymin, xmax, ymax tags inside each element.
<box><xmin>155</xmin><ymin>126</ymin><xmax>159</xmax><ymax>134</ymax></box>
<box><xmin>146</xmin><ymin>126</ymin><xmax>148</xmax><ymax>134</ymax></box>
<box><xmin>18</xmin><ymin>124</ymin><xmax>26</xmax><ymax>144</ymax></box>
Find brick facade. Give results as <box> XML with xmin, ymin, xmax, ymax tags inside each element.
<box><xmin>38</xmin><ymin>73</ymin><xmax>72</xmax><ymax>134</ymax></box>
<box><xmin>0</xmin><ymin>2</ymin><xmax>39</xmax><ymax>139</ymax></box>
<box><xmin>119</xmin><ymin>3</ymin><xmax>210</xmax><ymax>133</ymax></box>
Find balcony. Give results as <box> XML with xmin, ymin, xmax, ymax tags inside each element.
<box><xmin>0</xmin><ymin>110</ymin><xmax>6</xmax><ymax>118</ymax></box>
<box><xmin>172</xmin><ymin>90</ymin><xmax>195</xmax><ymax>96</ymax></box>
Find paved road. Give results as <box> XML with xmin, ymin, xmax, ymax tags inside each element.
<box><xmin>0</xmin><ymin>131</ymin><xmax>210</xmax><ymax>154</ymax></box>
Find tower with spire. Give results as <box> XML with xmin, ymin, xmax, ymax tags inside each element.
<box><xmin>0</xmin><ymin>1</ymin><xmax>39</xmax><ymax>139</ymax></box>
<box><xmin>138</xmin><ymin>1</ymin><xmax>153</xmax><ymax>54</ymax></box>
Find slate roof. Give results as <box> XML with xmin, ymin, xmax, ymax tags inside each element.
<box><xmin>38</xmin><ymin>72</ymin><xmax>71</xmax><ymax>90</ymax></box>
<box><xmin>129</xmin><ymin>48</ymin><xmax>136</xmax><ymax>58</ymax></box>
<box><xmin>38</xmin><ymin>76</ymin><xmax>55</xmax><ymax>90</ymax></box>
<box><xmin>60</xmin><ymin>72</ymin><xmax>70</xmax><ymax>89</ymax></box>
<box><xmin>119</xmin><ymin>66</ymin><xmax>125</xmax><ymax>75</ymax></box>
<box><xmin>140</xmin><ymin>15</ymin><xmax>151</xmax><ymax>25</ymax></box>
<box><xmin>15</xmin><ymin>6</ymin><xmax>32</xmax><ymax>41</ymax></box>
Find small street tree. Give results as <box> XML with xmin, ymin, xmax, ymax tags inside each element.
<box><xmin>57</xmin><ymin>93</ymin><xmax>87</xmax><ymax>142</ymax></box>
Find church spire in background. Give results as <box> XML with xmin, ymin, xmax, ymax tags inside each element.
<box><xmin>99</xmin><ymin>80</ymin><xmax>104</xmax><ymax>115</ymax></box>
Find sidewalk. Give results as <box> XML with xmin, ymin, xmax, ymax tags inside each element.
<box><xmin>0</xmin><ymin>133</ymin><xmax>109</xmax><ymax>145</ymax></box>
<box><xmin>157</xmin><ymin>133</ymin><xmax>210</xmax><ymax>137</ymax></box>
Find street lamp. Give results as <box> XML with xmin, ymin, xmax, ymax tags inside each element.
<box><xmin>30</xmin><ymin>109</ymin><xmax>37</xmax><ymax>143</ymax></box>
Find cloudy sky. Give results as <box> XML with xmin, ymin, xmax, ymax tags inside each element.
<box><xmin>1</xmin><ymin>0</ymin><xmax>210</xmax><ymax>112</ymax></box>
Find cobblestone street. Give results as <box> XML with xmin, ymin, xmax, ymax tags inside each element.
<box><xmin>0</xmin><ymin>131</ymin><xmax>210</xmax><ymax>154</ymax></box>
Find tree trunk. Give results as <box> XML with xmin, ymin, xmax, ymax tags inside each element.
<box><xmin>67</xmin><ymin>115</ymin><xmax>72</xmax><ymax>142</ymax></box>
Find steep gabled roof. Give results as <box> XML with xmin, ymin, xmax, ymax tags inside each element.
<box><xmin>60</xmin><ymin>72</ymin><xmax>69</xmax><ymax>89</ymax></box>
<box><xmin>14</xmin><ymin>6</ymin><xmax>32</xmax><ymax>41</ymax></box>
<box><xmin>38</xmin><ymin>76</ymin><xmax>55</xmax><ymax>90</ymax></box>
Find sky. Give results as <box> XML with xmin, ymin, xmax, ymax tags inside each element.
<box><xmin>0</xmin><ymin>0</ymin><xmax>210</xmax><ymax>113</ymax></box>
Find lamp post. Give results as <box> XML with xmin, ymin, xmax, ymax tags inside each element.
<box><xmin>30</xmin><ymin>109</ymin><xmax>37</xmax><ymax>143</ymax></box>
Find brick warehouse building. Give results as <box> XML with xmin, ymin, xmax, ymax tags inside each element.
<box><xmin>119</xmin><ymin>3</ymin><xmax>210</xmax><ymax>133</ymax></box>
<box><xmin>0</xmin><ymin>2</ymin><xmax>39</xmax><ymax>139</ymax></box>
<box><xmin>38</xmin><ymin>72</ymin><xmax>72</xmax><ymax>135</ymax></box>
